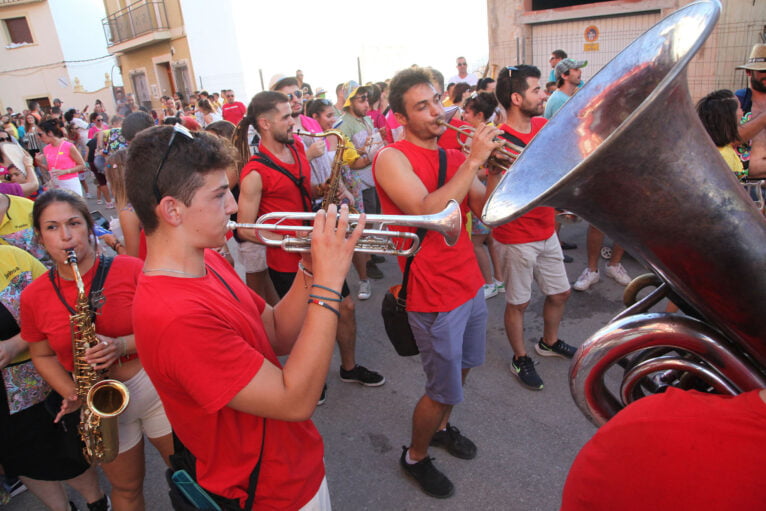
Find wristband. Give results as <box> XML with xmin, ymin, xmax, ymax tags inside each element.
<box><xmin>298</xmin><ymin>261</ymin><xmax>314</xmax><ymax>277</ymax></box>
<box><xmin>307</xmin><ymin>298</ymin><xmax>340</xmax><ymax>318</ymax></box>
<box><xmin>312</xmin><ymin>284</ymin><xmax>342</xmax><ymax>298</ymax></box>
<box><xmin>309</xmin><ymin>293</ymin><xmax>342</xmax><ymax>303</ymax></box>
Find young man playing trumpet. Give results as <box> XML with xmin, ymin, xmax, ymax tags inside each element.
<box><xmin>232</xmin><ymin>91</ymin><xmax>385</xmax><ymax>403</ymax></box>
<box><xmin>373</xmin><ymin>67</ymin><xmax>503</xmax><ymax>499</ymax></box>
<box><xmin>126</xmin><ymin>124</ymin><xmax>364</xmax><ymax>509</ymax></box>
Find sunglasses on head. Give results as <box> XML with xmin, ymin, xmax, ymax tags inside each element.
<box><xmin>153</xmin><ymin>123</ymin><xmax>194</xmax><ymax>202</ymax></box>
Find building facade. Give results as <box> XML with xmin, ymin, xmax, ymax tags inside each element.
<box><xmin>0</xmin><ymin>0</ymin><xmax>118</xmax><ymax>115</ymax></box>
<box><xmin>102</xmin><ymin>0</ymin><xmax>194</xmax><ymax>110</ymax></box>
<box><xmin>487</xmin><ymin>0</ymin><xmax>765</xmax><ymax>101</ymax></box>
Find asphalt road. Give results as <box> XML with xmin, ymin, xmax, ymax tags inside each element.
<box><xmin>7</xmin><ymin>206</ymin><xmax>649</xmax><ymax>511</ymax></box>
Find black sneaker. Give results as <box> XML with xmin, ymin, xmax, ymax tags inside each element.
<box><xmin>317</xmin><ymin>384</ymin><xmax>327</xmax><ymax>406</ymax></box>
<box><xmin>86</xmin><ymin>495</ymin><xmax>110</xmax><ymax>511</ymax></box>
<box><xmin>511</xmin><ymin>355</ymin><xmax>544</xmax><ymax>390</ymax></box>
<box><xmin>366</xmin><ymin>261</ymin><xmax>384</xmax><ymax>280</ymax></box>
<box><xmin>430</xmin><ymin>423</ymin><xmax>477</xmax><ymax>460</ymax></box>
<box><xmin>340</xmin><ymin>365</ymin><xmax>385</xmax><ymax>386</ymax></box>
<box><xmin>399</xmin><ymin>447</ymin><xmax>455</xmax><ymax>499</ymax></box>
<box><xmin>563</xmin><ymin>254</ymin><xmax>574</xmax><ymax>263</ymax></box>
<box><xmin>370</xmin><ymin>254</ymin><xmax>386</xmax><ymax>263</ymax></box>
<box><xmin>535</xmin><ymin>338</ymin><xmax>577</xmax><ymax>359</ymax></box>
<box><xmin>561</xmin><ymin>241</ymin><xmax>578</xmax><ymax>250</ymax></box>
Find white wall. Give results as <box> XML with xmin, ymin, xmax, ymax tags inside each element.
<box><xmin>181</xmin><ymin>0</ymin><xmax>249</xmax><ymax>98</ymax></box>
<box><xmin>48</xmin><ymin>0</ymin><xmax>118</xmax><ymax>91</ymax></box>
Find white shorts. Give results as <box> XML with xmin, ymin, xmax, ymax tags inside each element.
<box><xmin>238</xmin><ymin>241</ymin><xmax>267</xmax><ymax>273</ymax></box>
<box><xmin>299</xmin><ymin>477</ymin><xmax>331</xmax><ymax>511</ymax></box>
<box><xmin>54</xmin><ymin>176</ymin><xmax>83</xmax><ymax>196</ymax></box>
<box><xmin>494</xmin><ymin>233</ymin><xmax>571</xmax><ymax>305</ymax></box>
<box><xmin>117</xmin><ymin>367</ymin><xmax>172</xmax><ymax>453</ymax></box>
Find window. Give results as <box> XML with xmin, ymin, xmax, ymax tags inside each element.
<box><xmin>4</xmin><ymin>17</ymin><xmax>33</xmax><ymax>45</ymax></box>
<box><xmin>531</xmin><ymin>0</ymin><xmax>612</xmax><ymax>9</ymax></box>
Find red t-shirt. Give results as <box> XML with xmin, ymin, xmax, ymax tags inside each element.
<box><xmin>561</xmin><ymin>388</ymin><xmax>766</xmax><ymax>511</ymax></box>
<box><xmin>373</xmin><ymin>140</ymin><xmax>483</xmax><ymax>312</ymax></box>
<box><xmin>491</xmin><ymin>118</ymin><xmax>555</xmax><ymax>244</ymax></box>
<box><xmin>133</xmin><ymin>251</ymin><xmax>324</xmax><ymax>509</ymax></box>
<box><xmin>222</xmin><ymin>102</ymin><xmax>247</xmax><ymax>125</ymax></box>
<box><xmin>239</xmin><ymin>141</ymin><xmax>311</xmax><ymax>273</ymax></box>
<box><xmin>437</xmin><ymin>118</ymin><xmax>470</xmax><ymax>152</ymax></box>
<box><xmin>21</xmin><ymin>255</ymin><xmax>142</xmax><ymax>372</ymax></box>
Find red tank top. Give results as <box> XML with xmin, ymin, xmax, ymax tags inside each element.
<box><xmin>239</xmin><ymin>140</ymin><xmax>311</xmax><ymax>273</ymax></box>
<box><xmin>491</xmin><ymin>119</ymin><xmax>556</xmax><ymax>244</ymax></box>
<box><xmin>373</xmin><ymin>140</ymin><xmax>483</xmax><ymax>312</ymax></box>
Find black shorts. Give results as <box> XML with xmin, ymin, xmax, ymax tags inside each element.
<box><xmin>0</xmin><ymin>396</ymin><xmax>89</xmax><ymax>480</ymax></box>
<box><xmin>268</xmin><ymin>269</ymin><xmax>350</xmax><ymax>300</ymax></box>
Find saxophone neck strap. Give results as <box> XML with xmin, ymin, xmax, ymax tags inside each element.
<box><xmin>49</xmin><ymin>254</ymin><xmax>114</xmax><ymax>319</ymax></box>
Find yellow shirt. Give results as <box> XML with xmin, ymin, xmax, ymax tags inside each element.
<box><xmin>0</xmin><ymin>194</ymin><xmax>49</xmax><ymax>264</ymax></box>
<box><xmin>0</xmin><ymin>245</ymin><xmax>46</xmax><ymax>364</ymax></box>
<box><xmin>719</xmin><ymin>144</ymin><xmax>745</xmax><ymax>177</ymax></box>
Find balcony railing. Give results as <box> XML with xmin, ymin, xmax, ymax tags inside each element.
<box><xmin>102</xmin><ymin>0</ymin><xmax>169</xmax><ymax>47</ymax></box>
<box><xmin>0</xmin><ymin>0</ymin><xmax>45</xmax><ymax>5</ymax></box>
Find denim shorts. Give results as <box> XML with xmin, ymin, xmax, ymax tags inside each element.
<box><xmin>407</xmin><ymin>289</ymin><xmax>487</xmax><ymax>405</ymax></box>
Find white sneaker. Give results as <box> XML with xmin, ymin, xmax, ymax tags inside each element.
<box><xmin>494</xmin><ymin>280</ymin><xmax>506</xmax><ymax>293</ymax></box>
<box><xmin>483</xmin><ymin>283</ymin><xmax>498</xmax><ymax>299</ymax></box>
<box><xmin>86</xmin><ymin>192</ymin><xmax>94</xmax><ymax>199</ymax></box>
<box><xmin>605</xmin><ymin>263</ymin><xmax>632</xmax><ymax>286</ymax></box>
<box><xmin>358</xmin><ymin>280</ymin><xmax>371</xmax><ymax>300</ymax></box>
<box><xmin>573</xmin><ymin>268</ymin><xmax>599</xmax><ymax>291</ymax></box>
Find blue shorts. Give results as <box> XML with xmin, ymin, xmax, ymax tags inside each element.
<box><xmin>407</xmin><ymin>289</ymin><xmax>487</xmax><ymax>405</ymax></box>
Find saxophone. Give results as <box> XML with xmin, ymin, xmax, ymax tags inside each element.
<box><xmin>68</xmin><ymin>250</ymin><xmax>130</xmax><ymax>464</ymax></box>
<box><xmin>295</xmin><ymin>129</ymin><xmax>358</xmax><ymax>213</ymax></box>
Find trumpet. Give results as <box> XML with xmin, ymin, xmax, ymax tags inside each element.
<box><xmin>227</xmin><ymin>200</ymin><xmax>462</xmax><ymax>256</ymax></box>
<box><xmin>436</xmin><ymin>119</ymin><xmax>522</xmax><ymax>172</ymax></box>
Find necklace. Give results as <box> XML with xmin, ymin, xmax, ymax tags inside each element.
<box><xmin>142</xmin><ymin>268</ymin><xmax>206</xmax><ymax>278</ymax></box>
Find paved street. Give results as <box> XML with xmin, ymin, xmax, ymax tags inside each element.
<box><xmin>7</xmin><ymin>208</ymin><xmax>649</xmax><ymax>511</ymax></box>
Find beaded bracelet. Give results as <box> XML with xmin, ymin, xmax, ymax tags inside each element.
<box><xmin>312</xmin><ymin>284</ymin><xmax>342</xmax><ymax>298</ymax></box>
<box><xmin>307</xmin><ymin>298</ymin><xmax>340</xmax><ymax>318</ymax></box>
<box><xmin>309</xmin><ymin>293</ymin><xmax>342</xmax><ymax>303</ymax></box>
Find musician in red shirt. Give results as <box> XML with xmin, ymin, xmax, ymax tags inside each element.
<box><xmin>125</xmin><ymin>124</ymin><xmax>363</xmax><ymax>509</ymax></box>
<box><xmin>491</xmin><ymin>65</ymin><xmax>575</xmax><ymax>392</ymax></box>
<box><xmin>374</xmin><ymin>67</ymin><xmax>503</xmax><ymax>499</ymax></box>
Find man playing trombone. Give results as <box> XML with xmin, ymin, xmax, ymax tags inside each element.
<box><xmin>373</xmin><ymin>67</ymin><xmax>503</xmax><ymax>499</ymax></box>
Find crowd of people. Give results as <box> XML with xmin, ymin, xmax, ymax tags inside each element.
<box><xmin>0</xmin><ymin>43</ymin><xmax>764</xmax><ymax>511</ymax></box>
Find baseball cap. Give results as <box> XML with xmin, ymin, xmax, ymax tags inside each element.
<box><xmin>555</xmin><ymin>58</ymin><xmax>588</xmax><ymax>81</ymax></box>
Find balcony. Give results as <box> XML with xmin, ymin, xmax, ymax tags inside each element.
<box><xmin>0</xmin><ymin>0</ymin><xmax>45</xmax><ymax>6</ymax></box>
<box><xmin>102</xmin><ymin>0</ymin><xmax>170</xmax><ymax>53</ymax></box>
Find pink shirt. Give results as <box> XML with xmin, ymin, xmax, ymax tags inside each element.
<box><xmin>42</xmin><ymin>140</ymin><xmax>78</xmax><ymax>179</ymax></box>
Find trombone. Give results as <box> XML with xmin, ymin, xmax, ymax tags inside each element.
<box><xmin>228</xmin><ymin>200</ymin><xmax>462</xmax><ymax>256</ymax></box>
<box><xmin>436</xmin><ymin>119</ymin><xmax>522</xmax><ymax>172</ymax></box>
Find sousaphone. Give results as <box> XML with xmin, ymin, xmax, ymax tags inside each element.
<box><xmin>482</xmin><ymin>0</ymin><xmax>766</xmax><ymax>426</ymax></box>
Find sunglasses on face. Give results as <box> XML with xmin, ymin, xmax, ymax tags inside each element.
<box><xmin>458</xmin><ymin>62</ymin><xmax>467</xmax><ymax>66</ymax></box>
<box><xmin>287</xmin><ymin>90</ymin><xmax>303</xmax><ymax>101</ymax></box>
<box><xmin>153</xmin><ymin>123</ymin><xmax>194</xmax><ymax>202</ymax></box>
<box><xmin>0</xmin><ymin>137</ymin><xmax>9</xmax><ymax>142</ymax></box>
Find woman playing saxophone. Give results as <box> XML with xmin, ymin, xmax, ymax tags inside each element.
<box><xmin>21</xmin><ymin>190</ymin><xmax>173</xmax><ymax>510</ymax></box>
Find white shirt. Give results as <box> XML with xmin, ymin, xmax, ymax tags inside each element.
<box><xmin>448</xmin><ymin>73</ymin><xmax>478</xmax><ymax>87</ymax></box>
